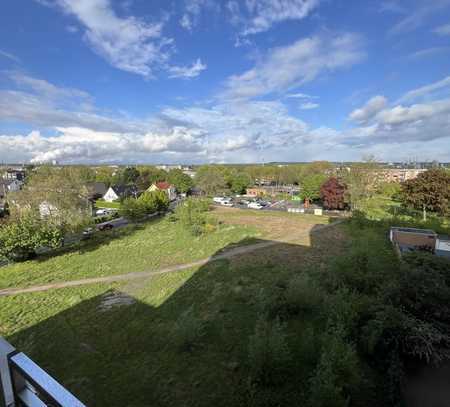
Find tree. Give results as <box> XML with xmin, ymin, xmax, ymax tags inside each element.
<box><xmin>139</xmin><ymin>190</ymin><xmax>169</xmax><ymax>213</ymax></box>
<box><xmin>0</xmin><ymin>215</ymin><xmax>62</xmax><ymax>261</ymax></box>
<box><xmin>113</xmin><ymin>166</ymin><xmax>140</xmax><ymax>185</ymax></box>
<box><xmin>167</xmin><ymin>169</ymin><xmax>194</xmax><ymax>193</ymax></box>
<box><xmin>175</xmin><ymin>197</ymin><xmax>210</xmax><ymax>235</ymax></box>
<box><xmin>135</xmin><ymin>166</ymin><xmax>168</xmax><ymax>190</ymax></box>
<box><xmin>10</xmin><ymin>166</ymin><xmax>92</xmax><ymax>233</ymax></box>
<box><xmin>400</xmin><ymin>169</ymin><xmax>450</xmax><ymax>219</ymax></box>
<box><xmin>230</xmin><ymin>172</ymin><xmax>252</xmax><ymax>194</ymax></box>
<box><xmin>119</xmin><ymin>198</ymin><xmax>147</xmax><ymax>221</ymax></box>
<box><xmin>343</xmin><ymin>158</ymin><xmax>379</xmax><ymax>210</ymax></box>
<box><xmin>194</xmin><ymin>166</ymin><xmax>227</xmax><ymax>196</ymax></box>
<box><xmin>300</xmin><ymin>174</ymin><xmax>327</xmax><ymax>206</ymax></box>
<box><xmin>320</xmin><ymin>178</ymin><xmax>347</xmax><ymax>210</ymax></box>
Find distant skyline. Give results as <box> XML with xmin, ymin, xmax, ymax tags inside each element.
<box><xmin>1</xmin><ymin>0</ymin><xmax>450</xmax><ymax>164</ymax></box>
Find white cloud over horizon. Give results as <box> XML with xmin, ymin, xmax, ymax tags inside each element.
<box><xmin>1</xmin><ymin>72</ymin><xmax>450</xmax><ymax>164</ymax></box>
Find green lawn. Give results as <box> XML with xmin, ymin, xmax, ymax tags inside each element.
<box><xmin>0</xmin><ymin>217</ymin><xmax>261</xmax><ymax>289</ymax></box>
<box><xmin>359</xmin><ymin>194</ymin><xmax>449</xmax><ymax>234</ymax></box>
<box><xmin>2</xmin><ymin>207</ymin><xmax>442</xmax><ymax>406</ymax></box>
<box><xmin>0</xmin><ymin>216</ymin><xmax>346</xmax><ymax>407</ymax></box>
<box><xmin>95</xmin><ymin>199</ymin><xmax>121</xmax><ymax>209</ymax></box>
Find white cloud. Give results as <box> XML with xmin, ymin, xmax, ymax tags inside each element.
<box><xmin>2</xmin><ymin>74</ymin><xmax>450</xmax><ymax>164</ymax></box>
<box><xmin>222</xmin><ymin>32</ymin><xmax>365</xmax><ymax>100</ymax></box>
<box><xmin>40</xmin><ymin>0</ymin><xmax>171</xmax><ymax>77</ymax></box>
<box><xmin>300</xmin><ymin>102</ymin><xmax>319</xmax><ymax>110</ymax></box>
<box><xmin>286</xmin><ymin>92</ymin><xmax>316</xmax><ymax>99</ymax></box>
<box><xmin>179</xmin><ymin>0</ymin><xmax>219</xmax><ymax>31</ymax></box>
<box><xmin>239</xmin><ymin>0</ymin><xmax>320</xmax><ymax>36</ymax></box>
<box><xmin>389</xmin><ymin>0</ymin><xmax>450</xmax><ymax>35</ymax></box>
<box><xmin>408</xmin><ymin>46</ymin><xmax>450</xmax><ymax>60</ymax></box>
<box><xmin>0</xmin><ymin>72</ymin><xmax>141</xmax><ymax>132</ymax></box>
<box><xmin>168</xmin><ymin>59</ymin><xmax>207</xmax><ymax>79</ymax></box>
<box><xmin>398</xmin><ymin>75</ymin><xmax>450</xmax><ymax>103</ymax></box>
<box><xmin>349</xmin><ymin>96</ymin><xmax>388</xmax><ymax>124</ymax></box>
<box><xmin>434</xmin><ymin>23</ymin><xmax>450</xmax><ymax>35</ymax></box>
<box><xmin>0</xmin><ymin>50</ymin><xmax>20</xmax><ymax>63</ymax></box>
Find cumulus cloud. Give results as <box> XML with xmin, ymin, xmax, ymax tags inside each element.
<box><xmin>349</xmin><ymin>96</ymin><xmax>387</xmax><ymax>124</ymax></box>
<box><xmin>2</xmin><ymin>74</ymin><xmax>450</xmax><ymax>164</ymax></box>
<box><xmin>168</xmin><ymin>59</ymin><xmax>207</xmax><ymax>79</ymax></box>
<box><xmin>222</xmin><ymin>33</ymin><xmax>365</xmax><ymax>101</ymax></box>
<box><xmin>346</xmin><ymin>82</ymin><xmax>450</xmax><ymax>148</ymax></box>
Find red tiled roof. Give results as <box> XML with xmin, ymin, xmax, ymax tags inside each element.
<box><xmin>155</xmin><ymin>181</ymin><xmax>171</xmax><ymax>190</ymax></box>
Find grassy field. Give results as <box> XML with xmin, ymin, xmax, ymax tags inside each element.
<box><xmin>0</xmin><ymin>217</ymin><xmax>261</xmax><ymax>289</ymax></box>
<box><xmin>0</xmin><ymin>208</ymin><xmax>347</xmax><ymax>406</ymax></box>
<box><xmin>95</xmin><ymin>199</ymin><xmax>121</xmax><ymax>209</ymax></box>
<box><xmin>359</xmin><ymin>193</ymin><xmax>449</xmax><ymax>233</ymax></box>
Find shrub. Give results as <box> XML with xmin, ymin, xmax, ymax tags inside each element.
<box><xmin>119</xmin><ymin>198</ymin><xmax>147</xmax><ymax>221</ymax></box>
<box><xmin>175</xmin><ymin>197</ymin><xmax>211</xmax><ymax>235</ymax></box>
<box><xmin>0</xmin><ymin>215</ymin><xmax>63</xmax><ymax>261</ymax></box>
<box><xmin>139</xmin><ymin>190</ymin><xmax>169</xmax><ymax>213</ymax></box>
<box><xmin>172</xmin><ymin>306</ymin><xmax>205</xmax><ymax>352</ymax></box>
<box><xmin>248</xmin><ymin>315</ymin><xmax>291</xmax><ymax>386</ymax></box>
<box><xmin>308</xmin><ymin>329</ymin><xmax>361</xmax><ymax>407</ymax></box>
<box><xmin>285</xmin><ymin>273</ymin><xmax>323</xmax><ymax>314</ymax></box>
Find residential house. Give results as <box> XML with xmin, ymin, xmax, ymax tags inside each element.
<box><xmin>0</xmin><ymin>179</ymin><xmax>22</xmax><ymax>200</ymax></box>
<box><xmin>147</xmin><ymin>182</ymin><xmax>177</xmax><ymax>201</ymax></box>
<box><xmin>86</xmin><ymin>182</ymin><xmax>107</xmax><ymax>200</ymax></box>
<box><xmin>2</xmin><ymin>168</ymin><xmax>26</xmax><ymax>182</ymax></box>
<box><xmin>103</xmin><ymin>185</ymin><xmax>138</xmax><ymax>202</ymax></box>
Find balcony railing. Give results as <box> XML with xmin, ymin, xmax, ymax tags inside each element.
<box><xmin>0</xmin><ymin>336</ymin><xmax>86</xmax><ymax>407</ymax></box>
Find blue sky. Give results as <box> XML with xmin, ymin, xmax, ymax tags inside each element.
<box><xmin>1</xmin><ymin>0</ymin><xmax>450</xmax><ymax>164</ymax></box>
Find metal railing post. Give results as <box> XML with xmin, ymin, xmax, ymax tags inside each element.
<box><xmin>0</xmin><ymin>337</ymin><xmax>15</xmax><ymax>407</ymax></box>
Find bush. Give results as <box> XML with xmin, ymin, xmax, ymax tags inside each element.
<box><xmin>285</xmin><ymin>273</ymin><xmax>323</xmax><ymax>314</ymax></box>
<box><xmin>248</xmin><ymin>315</ymin><xmax>291</xmax><ymax>386</ymax></box>
<box><xmin>0</xmin><ymin>215</ymin><xmax>63</xmax><ymax>261</ymax></box>
<box><xmin>139</xmin><ymin>190</ymin><xmax>169</xmax><ymax>213</ymax></box>
<box><xmin>119</xmin><ymin>198</ymin><xmax>147</xmax><ymax>221</ymax></box>
<box><xmin>308</xmin><ymin>329</ymin><xmax>361</xmax><ymax>407</ymax></box>
<box><xmin>172</xmin><ymin>306</ymin><xmax>205</xmax><ymax>352</ymax></box>
<box><xmin>175</xmin><ymin>197</ymin><xmax>211</xmax><ymax>235</ymax></box>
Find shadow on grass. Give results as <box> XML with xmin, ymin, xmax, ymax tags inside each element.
<box><xmin>6</xmin><ymin>223</ymin><xmax>343</xmax><ymax>407</ymax></box>
<box><xmin>7</xmin><ymin>216</ymin><xmax>447</xmax><ymax>407</ymax></box>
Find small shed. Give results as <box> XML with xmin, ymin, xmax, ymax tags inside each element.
<box><xmin>390</xmin><ymin>227</ymin><xmax>437</xmax><ymax>253</ymax></box>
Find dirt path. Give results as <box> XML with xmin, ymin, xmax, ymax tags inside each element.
<box><xmin>0</xmin><ymin>219</ymin><xmax>344</xmax><ymax>297</ymax></box>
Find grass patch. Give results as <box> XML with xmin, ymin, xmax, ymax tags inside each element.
<box><xmin>0</xmin><ymin>217</ymin><xmax>260</xmax><ymax>289</ymax></box>
<box><xmin>95</xmin><ymin>199</ymin><xmax>121</xmax><ymax>209</ymax></box>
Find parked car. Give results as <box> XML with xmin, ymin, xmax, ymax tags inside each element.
<box><xmin>248</xmin><ymin>202</ymin><xmax>263</xmax><ymax>210</ymax></box>
<box><xmin>220</xmin><ymin>200</ymin><xmax>234</xmax><ymax>207</ymax></box>
<box><xmin>98</xmin><ymin>223</ymin><xmax>114</xmax><ymax>231</ymax></box>
<box><xmin>82</xmin><ymin>227</ymin><xmax>94</xmax><ymax>240</ymax></box>
<box><xmin>213</xmin><ymin>197</ymin><xmax>227</xmax><ymax>203</ymax></box>
<box><xmin>96</xmin><ymin>208</ymin><xmax>108</xmax><ymax>216</ymax></box>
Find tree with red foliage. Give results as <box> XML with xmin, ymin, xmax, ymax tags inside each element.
<box><xmin>320</xmin><ymin>177</ymin><xmax>347</xmax><ymax>210</ymax></box>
